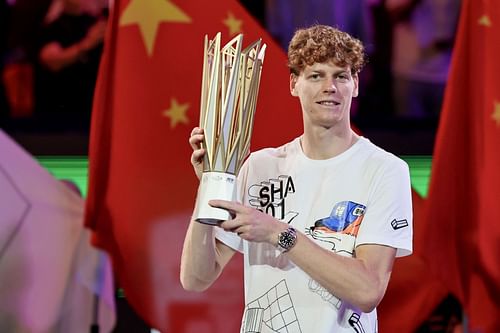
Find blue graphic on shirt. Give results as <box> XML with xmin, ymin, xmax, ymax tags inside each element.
<box><xmin>313</xmin><ymin>201</ymin><xmax>366</xmax><ymax>236</ymax></box>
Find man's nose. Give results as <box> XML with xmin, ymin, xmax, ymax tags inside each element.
<box><xmin>323</xmin><ymin>77</ymin><xmax>337</xmax><ymax>93</ymax></box>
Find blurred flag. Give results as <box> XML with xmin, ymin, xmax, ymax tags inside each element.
<box><xmin>0</xmin><ymin>130</ymin><xmax>115</xmax><ymax>333</ymax></box>
<box><xmin>423</xmin><ymin>0</ymin><xmax>500</xmax><ymax>331</ymax></box>
<box><xmin>84</xmin><ymin>0</ymin><xmax>302</xmax><ymax>331</ymax></box>
<box><xmin>378</xmin><ymin>191</ymin><xmax>448</xmax><ymax>332</ymax></box>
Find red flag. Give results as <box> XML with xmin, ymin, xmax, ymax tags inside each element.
<box><xmin>84</xmin><ymin>0</ymin><xmax>302</xmax><ymax>330</ymax></box>
<box><xmin>423</xmin><ymin>0</ymin><xmax>500</xmax><ymax>331</ymax></box>
<box><xmin>378</xmin><ymin>191</ymin><xmax>448</xmax><ymax>333</ymax></box>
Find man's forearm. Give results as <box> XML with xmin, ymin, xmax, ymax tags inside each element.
<box><xmin>180</xmin><ymin>218</ymin><xmax>225</xmax><ymax>291</ymax></box>
<box><xmin>285</xmin><ymin>233</ymin><xmax>396</xmax><ymax>312</ymax></box>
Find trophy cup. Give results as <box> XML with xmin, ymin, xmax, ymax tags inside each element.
<box><xmin>193</xmin><ymin>33</ymin><xmax>266</xmax><ymax>225</ymax></box>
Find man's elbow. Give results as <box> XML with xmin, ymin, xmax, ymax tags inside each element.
<box><xmin>355</xmin><ymin>288</ymin><xmax>385</xmax><ymax>313</ymax></box>
<box><xmin>180</xmin><ymin>272</ymin><xmax>211</xmax><ymax>292</ymax></box>
<box><xmin>357</xmin><ymin>299</ymin><xmax>378</xmax><ymax>313</ymax></box>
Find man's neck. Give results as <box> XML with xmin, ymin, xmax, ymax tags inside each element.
<box><xmin>300</xmin><ymin>126</ymin><xmax>359</xmax><ymax>160</ymax></box>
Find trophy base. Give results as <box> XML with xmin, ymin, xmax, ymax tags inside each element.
<box><xmin>193</xmin><ymin>171</ymin><xmax>236</xmax><ymax>224</ymax></box>
<box><xmin>195</xmin><ymin>218</ymin><xmax>224</xmax><ymax>226</ymax></box>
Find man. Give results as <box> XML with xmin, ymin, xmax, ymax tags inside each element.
<box><xmin>181</xmin><ymin>25</ymin><xmax>412</xmax><ymax>332</ymax></box>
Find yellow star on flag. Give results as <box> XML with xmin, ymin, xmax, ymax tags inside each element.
<box><xmin>223</xmin><ymin>11</ymin><xmax>243</xmax><ymax>35</ymax></box>
<box><xmin>492</xmin><ymin>101</ymin><xmax>500</xmax><ymax>126</ymax></box>
<box><xmin>163</xmin><ymin>98</ymin><xmax>190</xmax><ymax>128</ymax></box>
<box><xmin>478</xmin><ymin>15</ymin><xmax>492</xmax><ymax>27</ymax></box>
<box><xmin>120</xmin><ymin>0</ymin><xmax>191</xmax><ymax>56</ymax></box>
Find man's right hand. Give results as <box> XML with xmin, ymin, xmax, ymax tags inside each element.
<box><xmin>189</xmin><ymin>127</ymin><xmax>205</xmax><ymax>180</ymax></box>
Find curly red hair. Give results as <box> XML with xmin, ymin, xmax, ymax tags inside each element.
<box><xmin>288</xmin><ymin>25</ymin><xmax>366</xmax><ymax>75</ymax></box>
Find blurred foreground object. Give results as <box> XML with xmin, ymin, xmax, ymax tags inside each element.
<box><xmin>0</xmin><ymin>130</ymin><xmax>115</xmax><ymax>332</ymax></box>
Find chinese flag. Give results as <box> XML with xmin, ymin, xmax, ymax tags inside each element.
<box><xmin>423</xmin><ymin>0</ymin><xmax>500</xmax><ymax>331</ymax></box>
<box><xmin>378</xmin><ymin>191</ymin><xmax>448</xmax><ymax>332</ymax></box>
<box><xmin>84</xmin><ymin>0</ymin><xmax>302</xmax><ymax>331</ymax></box>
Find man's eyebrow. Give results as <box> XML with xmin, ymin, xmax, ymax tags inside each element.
<box><xmin>308</xmin><ymin>69</ymin><xmax>350</xmax><ymax>75</ymax></box>
<box><xmin>334</xmin><ymin>69</ymin><xmax>350</xmax><ymax>74</ymax></box>
<box><xmin>307</xmin><ymin>69</ymin><xmax>327</xmax><ymax>75</ymax></box>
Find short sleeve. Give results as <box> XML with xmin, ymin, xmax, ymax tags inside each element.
<box><xmin>355</xmin><ymin>158</ymin><xmax>413</xmax><ymax>257</ymax></box>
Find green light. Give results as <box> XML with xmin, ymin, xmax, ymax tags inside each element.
<box><xmin>37</xmin><ymin>156</ymin><xmax>89</xmax><ymax>197</ymax></box>
<box><xmin>400</xmin><ymin>155</ymin><xmax>432</xmax><ymax>198</ymax></box>
<box><xmin>37</xmin><ymin>155</ymin><xmax>433</xmax><ymax>198</ymax></box>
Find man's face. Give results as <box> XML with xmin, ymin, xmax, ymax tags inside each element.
<box><xmin>290</xmin><ymin>61</ymin><xmax>358</xmax><ymax>129</ymax></box>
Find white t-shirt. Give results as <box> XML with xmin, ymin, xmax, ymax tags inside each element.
<box><xmin>215</xmin><ymin>136</ymin><xmax>413</xmax><ymax>333</ymax></box>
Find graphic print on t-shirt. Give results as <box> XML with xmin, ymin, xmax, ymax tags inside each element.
<box><xmin>306</xmin><ymin>201</ymin><xmax>366</xmax><ymax>256</ymax></box>
<box><xmin>305</xmin><ymin>201</ymin><xmax>366</xmax><ymax>310</ymax></box>
<box><xmin>348</xmin><ymin>312</ymin><xmax>366</xmax><ymax>333</ymax></box>
<box><xmin>243</xmin><ymin>279</ymin><xmax>302</xmax><ymax>333</ymax></box>
<box><xmin>248</xmin><ymin>175</ymin><xmax>298</xmax><ymax>223</ymax></box>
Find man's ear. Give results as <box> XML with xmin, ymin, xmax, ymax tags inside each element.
<box><xmin>290</xmin><ymin>73</ymin><xmax>298</xmax><ymax>96</ymax></box>
<box><xmin>352</xmin><ymin>73</ymin><xmax>359</xmax><ymax>98</ymax></box>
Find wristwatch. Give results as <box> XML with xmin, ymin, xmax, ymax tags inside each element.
<box><xmin>277</xmin><ymin>227</ymin><xmax>297</xmax><ymax>253</ymax></box>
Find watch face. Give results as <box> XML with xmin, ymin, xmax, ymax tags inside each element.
<box><xmin>279</xmin><ymin>228</ymin><xmax>296</xmax><ymax>251</ymax></box>
<box><xmin>280</xmin><ymin>233</ymin><xmax>294</xmax><ymax>248</ymax></box>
